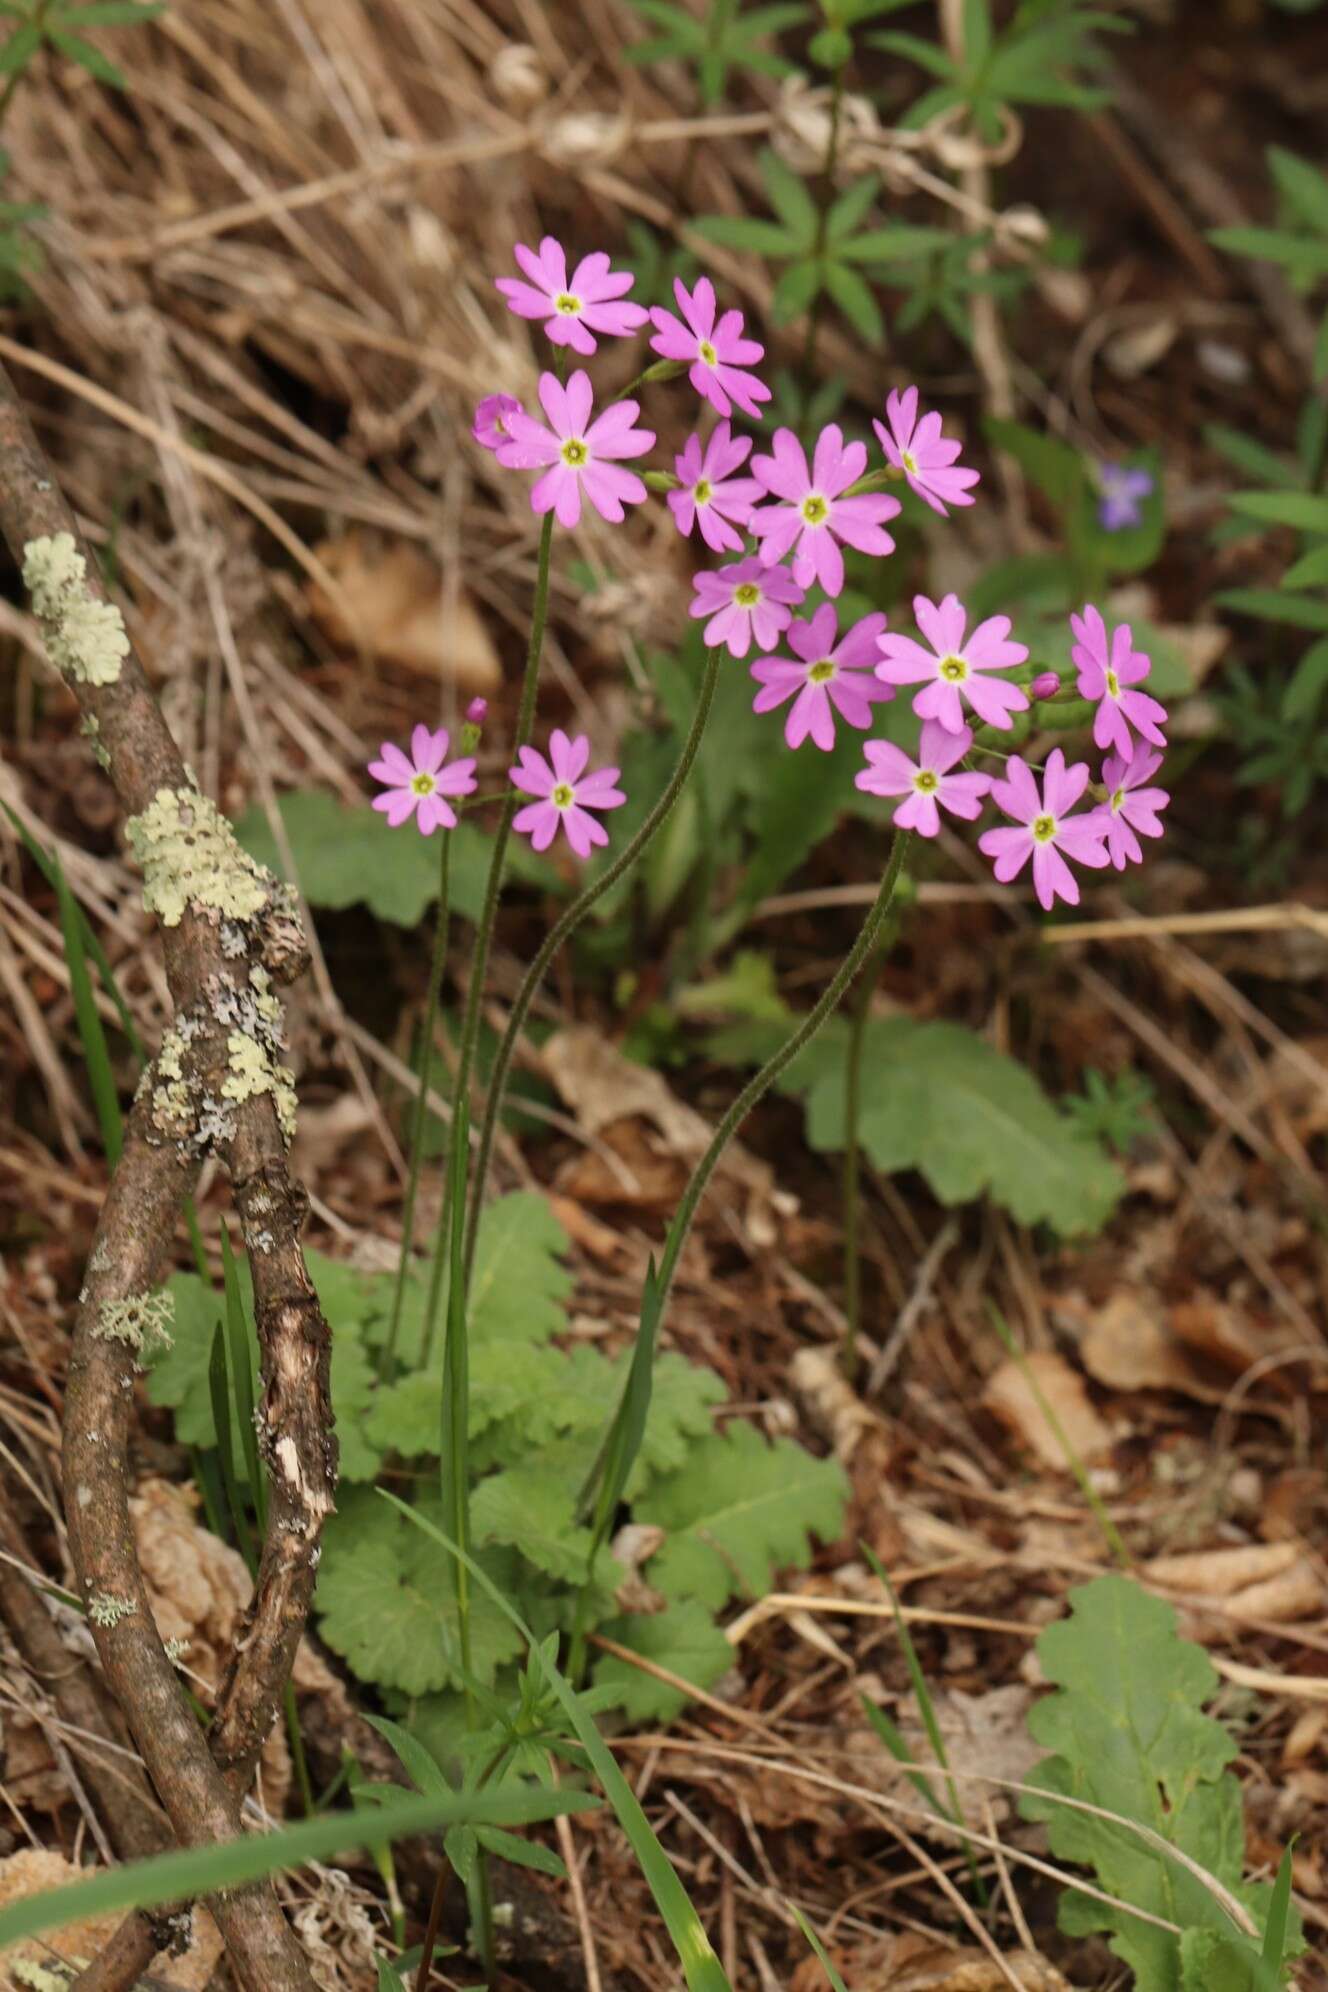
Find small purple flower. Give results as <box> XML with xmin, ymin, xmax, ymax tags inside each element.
<box><xmin>873</xmin><ymin>386</ymin><xmax>979</xmax><ymax>518</ymax></box>
<box><xmin>496</xmin><ymin>238</ymin><xmax>647</xmax><ymax>355</ymax></box>
<box><xmin>1098</xmin><ymin>748</ymin><xmax>1170</xmax><ymax>868</ymax></box>
<box><xmin>497</xmin><ymin>371</ymin><xmax>654</xmax><ymax>529</ymax></box>
<box><xmin>689</xmin><ymin>556</ymin><xmax>804</xmax><ymax>659</ymax></box>
<box><xmin>978</xmin><ymin>749</ymin><xmax>1110</xmax><ymax>910</ymax></box>
<box><xmin>1030</xmin><ymin>671</ymin><xmax>1061</xmax><ymax>702</ymax></box>
<box><xmin>466</xmin><ymin>697</ymin><xmax>488</xmax><ymax>725</ymax></box>
<box><xmin>1096</xmin><ymin>462</ymin><xmax>1154</xmax><ymax>532</ymax></box>
<box><xmin>668</xmin><ymin>423</ymin><xmax>763</xmax><ymax>554</ymax></box>
<box><xmin>1071</xmin><ymin>605</ymin><xmax>1167</xmax><ymax>762</ymax></box>
<box><xmin>855</xmin><ymin>720</ymin><xmax>991</xmax><ymax>836</ymax></box>
<box><xmin>749</xmin><ymin>424</ymin><xmax>900</xmax><ymax>599</ymax></box>
<box><xmin>510</xmin><ymin>729</ymin><xmax>626</xmax><ymax>858</ymax></box>
<box><xmin>876</xmin><ymin>593</ymin><xmax>1029</xmax><ymax>734</ymax></box>
<box><xmin>649</xmin><ymin>276</ymin><xmax>771</xmax><ymax>421</ymax></box>
<box><xmin>750</xmin><ymin>605</ymin><xmax>892</xmax><ymax>752</ymax></box>
<box><xmin>369</xmin><ymin>724</ymin><xmax>477</xmax><ymax>835</ymax></box>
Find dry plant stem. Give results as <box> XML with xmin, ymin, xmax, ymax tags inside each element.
<box><xmin>462</xmin><ymin>643</ymin><xmax>725</xmax><ymax>1282</ymax></box>
<box><xmin>0</xmin><ymin>364</ymin><xmax>331</xmax><ymax>1992</ymax></box>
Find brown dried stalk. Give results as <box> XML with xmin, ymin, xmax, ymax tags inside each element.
<box><xmin>0</xmin><ymin>361</ymin><xmax>335</xmax><ymax>1992</ymax></box>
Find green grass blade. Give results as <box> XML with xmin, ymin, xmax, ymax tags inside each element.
<box><xmin>0</xmin><ymin>1787</ymin><xmax>598</xmax><ymax>1953</ymax></box>
<box><xmin>53</xmin><ymin>854</ymin><xmax>122</xmax><ymax>1161</ymax></box>
<box><xmin>219</xmin><ymin>1226</ymin><xmax>266</xmax><ymax>1533</ymax></box>
<box><xmin>208</xmin><ymin>1321</ymin><xmax>255</xmax><ymax>1576</ymax></box>
<box><xmin>3</xmin><ymin>802</ymin><xmax>145</xmax><ymax>1057</ymax></box>
<box><xmin>1258</xmin><ymin>1842</ymin><xmax>1296</xmax><ymax>1985</ymax></box>
<box><xmin>791</xmin><ymin>1907</ymin><xmax>850</xmax><ymax>1991</ymax></box>
<box><xmin>377</xmin><ymin>1960</ymin><xmax>409</xmax><ymax>1992</ymax></box>
<box><xmin>382</xmin><ymin>1493</ymin><xmax>732</xmax><ymax>1992</ymax></box>
<box><xmin>857</xmin><ymin>1696</ymin><xmax>947</xmax><ymax>1818</ymax></box>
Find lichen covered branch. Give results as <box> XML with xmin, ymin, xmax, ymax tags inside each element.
<box><xmin>0</xmin><ymin>362</ymin><xmax>334</xmax><ymax>1992</ymax></box>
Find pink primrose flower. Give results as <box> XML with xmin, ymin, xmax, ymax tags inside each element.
<box><xmin>750</xmin><ymin>605</ymin><xmax>892</xmax><ymax>752</ymax></box>
<box><xmin>854</xmin><ymin>720</ymin><xmax>991</xmax><ymax>836</ymax></box>
<box><xmin>369</xmin><ymin>724</ymin><xmax>477</xmax><ymax>835</ymax></box>
<box><xmin>1070</xmin><ymin>605</ymin><xmax>1167</xmax><ymax>762</ymax></box>
<box><xmin>873</xmin><ymin>386</ymin><xmax>979</xmax><ymax>517</ymax></box>
<box><xmin>509</xmin><ymin>729</ymin><xmax>626</xmax><ymax>858</ymax></box>
<box><xmin>649</xmin><ymin>276</ymin><xmax>770</xmax><ymax>421</ymax></box>
<box><xmin>978</xmin><ymin>749</ymin><xmax>1109</xmax><ymax>910</ymax></box>
<box><xmin>1097</xmin><ymin>747</ymin><xmax>1170</xmax><ymax>868</ymax></box>
<box><xmin>495</xmin><ymin>238</ymin><xmax>647</xmax><ymax>355</ymax></box>
<box><xmin>473</xmin><ymin>393</ymin><xmax>526</xmax><ymax>454</ymax></box>
<box><xmin>749</xmin><ymin>424</ymin><xmax>900</xmax><ymax>599</ymax></box>
<box><xmin>668</xmin><ymin>423</ymin><xmax>763</xmax><ymax>554</ymax></box>
<box><xmin>1030</xmin><ymin>671</ymin><xmax>1060</xmax><ymax>702</ymax></box>
<box><xmin>875</xmin><ymin>593</ymin><xmax>1029</xmax><ymax>733</ymax></box>
<box><xmin>688</xmin><ymin>555</ymin><xmax>804</xmax><ymax>660</ymax></box>
<box><xmin>496</xmin><ymin>371</ymin><xmax>654</xmax><ymax>529</ymax></box>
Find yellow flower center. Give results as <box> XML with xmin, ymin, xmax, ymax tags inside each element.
<box><xmin>555</xmin><ymin>292</ymin><xmax>582</xmax><ymax>315</ymax></box>
<box><xmin>734</xmin><ymin>582</ymin><xmax>761</xmax><ymax>608</ymax></box>
<box><xmin>694</xmin><ymin>478</ymin><xmax>713</xmax><ymax>505</ymax></box>
<box><xmin>1106</xmin><ymin>668</ymin><xmax>1120</xmax><ymax>698</ymax></box>
<box><xmin>808</xmin><ymin>659</ymin><xmax>836</xmax><ymax>684</ymax></box>
<box><xmin>410</xmin><ymin>772</ymin><xmax>437</xmax><ymax>796</ymax></box>
<box><xmin>551</xmin><ymin>782</ymin><xmax>575</xmax><ymax>809</ymax></box>
<box><xmin>940</xmin><ymin>654</ymin><xmax>968</xmax><ymax>683</ymax></box>
<box><xmin>800</xmin><ymin>494</ymin><xmax>829</xmax><ymax>526</ymax></box>
<box><xmin>560</xmin><ymin>437</ymin><xmax>589</xmax><ymax>468</ymax></box>
<box><xmin>913</xmin><ymin>769</ymin><xmax>939</xmax><ymax>794</ymax></box>
<box><xmin>902</xmin><ymin>450</ymin><xmax>918</xmax><ymax>475</ymax></box>
<box><xmin>1032</xmin><ymin>814</ymin><xmax>1057</xmax><ymax>843</ymax></box>
<box><xmin>698</xmin><ymin>338</ymin><xmax>717</xmax><ymax>366</ymax></box>
<box><xmin>1110</xmin><ymin>786</ymin><xmax>1125</xmax><ymax>812</ymax></box>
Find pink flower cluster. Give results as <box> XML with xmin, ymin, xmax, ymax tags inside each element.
<box><xmin>368</xmin><ymin>231</ymin><xmax>1174</xmax><ymax>901</ymax></box>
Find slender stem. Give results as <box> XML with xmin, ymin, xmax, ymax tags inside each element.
<box><xmin>380</xmin><ymin>828</ymin><xmax>452</xmax><ymax>1381</ymax></box>
<box><xmin>654</xmin><ymin>830</ymin><xmax>909</xmax><ymax>1307</ymax></box>
<box><xmin>462</xmin><ymin>643</ymin><xmax>725</xmax><ymax>1282</ymax></box>
<box><xmin>841</xmin><ymin>953</ymin><xmax>873</xmax><ymax>1383</ymax></box>
<box><xmin>420</xmin><ymin>509</ymin><xmax>554</xmax><ymax>1363</ymax></box>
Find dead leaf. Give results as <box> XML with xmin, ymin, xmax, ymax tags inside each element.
<box><xmin>1169</xmin><ymin>1294</ymin><xmax>1304</xmax><ymax>1376</ymax></box>
<box><xmin>792</xmin><ymin>1932</ymin><xmax>1073</xmax><ymax>1990</ymax></box>
<box><xmin>1073</xmin><ymin>1289</ymin><xmax>1212</xmax><ymax>1397</ymax></box>
<box><xmin>848</xmin><ymin>1684</ymin><xmax>1041</xmax><ymax>1832</ymax></box>
<box><xmin>0</xmin><ymin>1849</ymin><xmax>222</xmax><ymax>1986</ymax></box>
<box><xmin>307</xmin><ymin>529</ymin><xmax>500</xmax><ymax>689</ymax></box>
<box><xmin>1225</xmin><ymin>1558</ymin><xmax>1324</xmax><ymax>1624</ymax></box>
<box><xmin>543</xmin><ymin>1025</ymin><xmax>792</xmax><ymax>1242</ymax></box>
<box><xmin>131</xmin><ymin>1477</ymin><xmax>340</xmax><ymax>1818</ymax></box>
<box><xmin>983</xmin><ymin>1352</ymin><xmax>1114</xmax><ymax>1468</ymax></box>
<box><xmin>790</xmin><ymin>1345</ymin><xmax>877</xmax><ymax>1462</ymax></box>
<box><xmin>1147</xmin><ymin>1541</ymin><xmax>1299</xmax><ymax>1594</ymax></box>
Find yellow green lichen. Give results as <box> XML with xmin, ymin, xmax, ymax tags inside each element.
<box><xmin>96</xmin><ymin>1288</ymin><xmax>174</xmax><ymax>1354</ymax></box>
<box><xmin>125</xmin><ymin>785</ymin><xmax>273</xmax><ymax>929</ymax></box>
<box><xmin>221</xmin><ymin>1028</ymin><xmax>298</xmax><ymax>1143</ymax></box>
<box><xmin>23</xmin><ymin>531</ymin><xmax>130</xmax><ymax>687</ymax></box>
<box><xmin>80</xmin><ymin>710</ymin><xmax>111</xmax><ymax>770</ymax></box>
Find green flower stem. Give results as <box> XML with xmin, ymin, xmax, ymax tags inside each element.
<box><xmin>841</xmin><ymin>951</ymin><xmax>872</xmax><ymax>1383</ymax></box>
<box><xmin>462</xmin><ymin>643</ymin><xmax>725</xmax><ymax>1282</ymax></box>
<box><xmin>653</xmin><ymin>828</ymin><xmax>909</xmax><ymax>1308</ymax></box>
<box><xmin>621</xmin><ymin>357</ymin><xmax>688</xmax><ymax>401</ymax></box>
<box><xmin>419</xmin><ymin>509</ymin><xmax>554</xmax><ymax>1365</ymax></box>
<box><xmin>379</xmin><ymin>826</ymin><xmax>453</xmax><ymax>1382</ymax></box>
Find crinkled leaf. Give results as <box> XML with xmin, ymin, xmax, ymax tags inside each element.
<box><xmin>315</xmin><ymin>1488</ymin><xmax>523</xmax><ymax>1696</ymax></box>
<box><xmin>1022</xmin><ymin>1577</ymin><xmax>1300</xmax><ymax>1987</ymax></box>
<box><xmin>639</xmin><ymin>1422</ymin><xmax>847</xmax><ymax>1611</ymax></box>
<box><xmin>470</xmin><ymin>1441</ymin><xmax>598</xmax><ymax>1582</ymax></box>
<box><xmin>595</xmin><ymin>1599</ymin><xmax>735</xmax><ymax>1721</ymax></box>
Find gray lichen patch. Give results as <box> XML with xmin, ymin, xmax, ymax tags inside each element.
<box><xmin>88</xmin><ymin>1591</ymin><xmax>135</xmax><ymax>1628</ymax></box>
<box><xmin>222</xmin><ymin>1028</ymin><xmax>298</xmax><ymax>1144</ymax></box>
<box><xmin>23</xmin><ymin>531</ymin><xmax>130</xmax><ymax>687</ymax></box>
<box><xmin>96</xmin><ymin>1288</ymin><xmax>174</xmax><ymax>1356</ymax></box>
<box><xmin>125</xmin><ymin>784</ymin><xmax>275</xmax><ymax>929</ymax></box>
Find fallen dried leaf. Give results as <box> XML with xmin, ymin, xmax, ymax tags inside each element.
<box><xmin>0</xmin><ymin>1848</ymin><xmax>222</xmax><ymax>1986</ymax></box>
<box><xmin>1073</xmin><ymin>1289</ymin><xmax>1211</xmax><ymax>1397</ymax></box>
<box><xmin>848</xmin><ymin>1684</ymin><xmax>1041</xmax><ymax>1831</ymax></box>
<box><xmin>1146</xmin><ymin>1540</ymin><xmax>1299</xmax><ymax>1594</ymax></box>
<box><xmin>790</xmin><ymin>1345</ymin><xmax>877</xmax><ymax>1462</ymax></box>
<box><xmin>983</xmin><ymin>1352</ymin><xmax>1114</xmax><ymax>1468</ymax></box>
<box><xmin>308</xmin><ymin>529</ymin><xmax>500</xmax><ymax>689</ymax></box>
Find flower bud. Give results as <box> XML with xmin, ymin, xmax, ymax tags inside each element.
<box><xmin>460</xmin><ymin>697</ymin><xmax>487</xmax><ymax>753</ymax></box>
<box><xmin>1030</xmin><ymin>672</ymin><xmax>1060</xmax><ymax>702</ymax></box>
<box><xmin>466</xmin><ymin>697</ymin><xmax>488</xmax><ymax>726</ymax></box>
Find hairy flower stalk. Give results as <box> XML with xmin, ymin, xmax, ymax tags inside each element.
<box><xmin>463</xmin><ymin>643</ymin><xmax>725</xmax><ymax>1280</ymax></box>
<box><xmin>573</xmin><ymin>830</ymin><xmax>911</xmax><ymax>1658</ymax></box>
<box><xmin>420</xmin><ymin>510</ymin><xmax>554</xmax><ymax>1365</ymax></box>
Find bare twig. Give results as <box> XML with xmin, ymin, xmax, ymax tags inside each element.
<box><xmin>0</xmin><ymin>363</ymin><xmax>332</xmax><ymax>1992</ymax></box>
